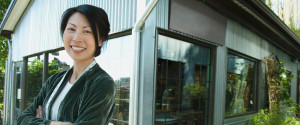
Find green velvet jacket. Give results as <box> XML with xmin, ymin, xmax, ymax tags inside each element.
<box><xmin>17</xmin><ymin>64</ymin><xmax>116</xmax><ymax>125</ymax></box>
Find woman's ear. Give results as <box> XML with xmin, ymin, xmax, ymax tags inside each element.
<box><xmin>98</xmin><ymin>40</ymin><xmax>104</xmax><ymax>47</ymax></box>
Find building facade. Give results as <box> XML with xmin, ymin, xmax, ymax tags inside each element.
<box><xmin>1</xmin><ymin>0</ymin><xmax>300</xmax><ymax>125</ymax></box>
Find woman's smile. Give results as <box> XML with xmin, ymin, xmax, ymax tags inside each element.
<box><xmin>71</xmin><ymin>45</ymin><xmax>86</xmax><ymax>53</ymax></box>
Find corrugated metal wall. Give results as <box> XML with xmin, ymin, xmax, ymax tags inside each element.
<box><xmin>156</xmin><ymin>0</ymin><xmax>169</xmax><ymax>29</ymax></box>
<box><xmin>226</xmin><ymin>20</ymin><xmax>297</xmax><ymax>72</ymax></box>
<box><xmin>12</xmin><ymin>0</ymin><xmax>137</xmax><ymax>61</ymax></box>
<box><xmin>226</xmin><ymin>20</ymin><xmax>261</xmax><ymax>59</ymax></box>
<box><xmin>66</xmin><ymin>0</ymin><xmax>136</xmax><ymax>33</ymax></box>
<box><xmin>12</xmin><ymin>0</ymin><xmax>67</xmax><ymax>61</ymax></box>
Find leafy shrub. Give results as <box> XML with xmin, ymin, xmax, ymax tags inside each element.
<box><xmin>251</xmin><ymin>104</ymin><xmax>299</xmax><ymax>125</ymax></box>
<box><xmin>252</xmin><ymin>59</ymin><xmax>299</xmax><ymax>125</ymax></box>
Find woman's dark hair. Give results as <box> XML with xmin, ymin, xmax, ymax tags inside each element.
<box><xmin>60</xmin><ymin>4</ymin><xmax>110</xmax><ymax>57</ymax></box>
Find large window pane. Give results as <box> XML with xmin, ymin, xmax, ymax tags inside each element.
<box><xmin>225</xmin><ymin>53</ymin><xmax>257</xmax><ymax>116</ymax></box>
<box><xmin>15</xmin><ymin>66</ymin><xmax>22</xmax><ymax>118</ymax></box>
<box><xmin>155</xmin><ymin>35</ymin><xmax>211</xmax><ymax>125</ymax></box>
<box><xmin>48</xmin><ymin>50</ymin><xmax>73</xmax><ymax>76</ymax></box>
<box><xmin>26</xmin><ymin>55</ymin><xmax>44</xmax><ymax>108</ymax></box>
<box><xmin>96</xmin><ymin>35</ymin><xmax>132</xmax><ymax>125</ymax></box>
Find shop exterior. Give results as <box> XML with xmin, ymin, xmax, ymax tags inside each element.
<box><xmin>1</xmin><ymin>0</ymin><xmax>300</xmax><ymax>125</ymax></box>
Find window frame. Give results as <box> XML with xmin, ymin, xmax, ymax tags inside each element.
<box><xmin>154</xmin><ymin>28</ymin><xmax>216</xmax><ymax>125</ymax></box>
<box><xmin>225</xmin><ymin>49</ymin><xmax>259</xmax><ymax>118</ymax></box>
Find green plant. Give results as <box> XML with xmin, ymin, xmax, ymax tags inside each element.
<box><xmin>0</xmin><ymin>89</ymin><xmax>3</xmax><ymax>109</ymax></box>
<box><xmin>48</xmin><ymin>59</ymin><xmax>63</xmax><ymax>76</ymax></box>
<box><xmin>289</xmin><ymin>25</ymin><xmax>300</xmax><ymax>39</ymax></box>
<box><xmin>26</xmin><ymin>58</ymin><xmax>43</xmax><ymax>107</ymax></box>
<box><xmin>0</xmin><ymin>73</ymin><xmax>4</xmax><ymax>121</ymax></box>
<box><xmin>183</xmin><ymin>84</ymin><xmax>206</xmax><ymax>97</ymax></box>
<box><xmin>26</xmin><ymin>58</ymin><xmax>63</xmax><ymax>107</ymax></box>
<box><xmin>266</xmin><ymin>60</ymin><xmax>294</xmax><ymax>109</ymax></box>
<box><xmin>288</xmin><ymin>17</ymin><xmax>300</xmax><ymax>39</ymax></box>
<box><xmin>251</xmin><ymin>104</ymin><xmax>299</xmax><ymax>125</ymax></box>
<box><xmin>251</xmin><ymin>57</ymin><xmax>299</xmax><ymax>125</ymax></box>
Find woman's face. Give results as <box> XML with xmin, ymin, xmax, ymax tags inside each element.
<box><xmin>63</xmin><ymin>12</ymin><xmax>102</xmax><ymax>62</ymax></box>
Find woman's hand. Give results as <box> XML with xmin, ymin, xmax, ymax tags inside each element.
<box><xmin>49</xmin><ymin>121</ymin><xmax>74</xmax><ymax>125</ymax></box>
<box><xmin>36</xmin><ymin>105</ymin><xmax>43</xmax><ymax>118</ymax></box>
<box><xmin>36</xmin><ymin>105</ymin><xmax>73</xmax><ymax>125</ymax></box>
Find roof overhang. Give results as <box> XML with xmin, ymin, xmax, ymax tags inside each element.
<box><xmin>1</xmin><ymin>0</ymin><xmax>300</xmax><ymax>60</ymax></box>
<box><xmin>0</xmin><ymin>0</ymin><xmax>31</xmax><ymax>39</ymax></box>
<box><xmin>205</xmin><ymin>0</ymin><xmax>300</xmax><ymax>60</ymax></box>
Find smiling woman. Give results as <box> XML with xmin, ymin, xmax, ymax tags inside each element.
<box><xmin>17</xmin><ymin>5</ymin><xmax>116</xmax><ymax>125</ymax></box>
<box><xmin>62</xmin><ymin>12</ymin><xmax>99</xmax><ymax>78</ymax></box>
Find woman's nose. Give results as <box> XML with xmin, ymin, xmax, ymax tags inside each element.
<box><xmin>72</xmin><ymin>31</ymin><xmax>83</xmax><ymax>42</ymax></box>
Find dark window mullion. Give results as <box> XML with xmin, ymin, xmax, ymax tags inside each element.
<box><xmin>21</xmin><ymin>57</ymin><xmax>28</xmax><ymax>112</ymax></box>
<box><xmin>42</xmin><ymin>53</ymin><xmax>49</xmax><ymax>84</ymax></box>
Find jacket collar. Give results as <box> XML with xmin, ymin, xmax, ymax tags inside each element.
<box><xmin>66</xmin><ymin>60</ymin><xmax>100</xmax><ymax>81</ymax></box>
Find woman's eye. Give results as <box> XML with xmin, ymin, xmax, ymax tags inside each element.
<box><xmin>83</xmin><ymin>30</ymin><xmax>92</xmax><ymax>34</ymax></box>
<box><xmin>67</xmin><ymin>28</ymin><xmax>75</xmax><ymax>32</ymax></box>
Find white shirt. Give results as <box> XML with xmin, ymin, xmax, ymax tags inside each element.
<box><xmin>51</xmin><ymin>82</ymin><xmax>73</xmax><ymax>121</ymax></box>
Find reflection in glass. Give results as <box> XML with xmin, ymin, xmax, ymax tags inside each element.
<box><xmin>155</xmin><ymin>35</ymin><xmax>211</xmax><ymax>125</ymax></box>
<box><xmin>225</xmin><ymin>54</ymin><xmax>256</xmax><ymax>116</ymax></box>
<box><xmin>15</xmin><ymin>67</ymin><xmax>22</xmax><ymax>118</ymax></box>
<box><xmin>96</xmin><ymin>35</ymin><xmax>132</xmax><ymax>125</ymax></box>
<box><xmin>48</xmin><ymin>50</ymin><xmax>73</xmax><ymax>76</ymax></box>
<box><xmin>25</xmin><ymin>50</ymin><xmax>73</xmax><ymax>109</ymax></box>
<box><xmin>26</xmin><ymin>55</ymin><xmax>44</xmax><ymax>108</ymax></box>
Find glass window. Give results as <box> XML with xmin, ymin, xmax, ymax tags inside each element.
<box><xmin>26</xmin><ymin>55</ymin><xmax>44</xmax><ymax>108</ymax></box>
<box><xmin>155</xmin><ymin>35</ymin><xmax>211</xmax><ymax>125</ymax></box>
<box><xmin>14</xmin><ymin>66</ymin><xmax>22</xmax><ymax>120</ymax></box>
<box><xmin>225</xmin><ymin>53</ymin><xmax>257</xmax><ymax>116</ymax></box>
<box><xmin>96</xmin><ymin>35</ymin><xmax>132</xmax><ymax>125</ymax></box>
<box><xmin>25</xmin><ymin>50</ymin><xmax>73</xmax><ymax>109</ymax></box>
<box><xmin>15</xmin><ymin>67</ymin><xmax>21</xmax><ymax>108</ymax></box>
<box><xmin>48</xmin><ymin>50</ymin><xmax>73</xmax><ymax>76</ymax></box>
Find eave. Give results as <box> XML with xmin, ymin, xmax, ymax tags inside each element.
<box><xmin>205</xmin><ymin>0</ymin><xmax>300</xmax><ymax>60</ymax></box>
<box><xmin>0</xmin><ymin>0</ymin><xmax>31</xmax><ymax>39</ymax></box>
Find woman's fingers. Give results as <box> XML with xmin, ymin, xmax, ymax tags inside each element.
<box><xmin>36</xmin><ymin>108</ymin><xmax>39</xmax><ymax>117</ymax></box>
<box><xmin>39</xmin><ymin>105</ymin><xmax>43</xmax><ymax>118</ymax></box>
<box><xmin>36</xmin><ymin>105</ymin><xmax>43</xmax><ymax>118</ymax></box>
<box><xmin>50</xmin><ymin>121</ymin><xmax>74</xmax><ymax>125</ymax></box>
